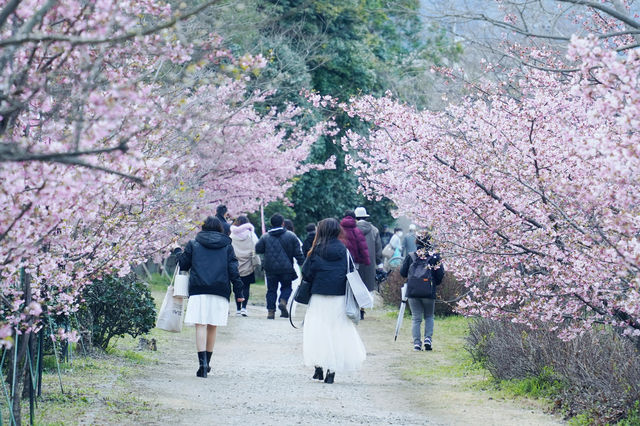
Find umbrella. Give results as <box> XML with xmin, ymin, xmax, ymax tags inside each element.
<box><xmin>394</xmin><ymin>283</ymin><xmax>408</xmax><ymax>341</ymax></box>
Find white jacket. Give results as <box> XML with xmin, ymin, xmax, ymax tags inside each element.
<box><xmin>230</xmin><ymin>223</ymin><xmax>260</xmax><ymax>277</ymax></box>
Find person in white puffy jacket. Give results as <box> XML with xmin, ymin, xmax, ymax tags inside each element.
<box><xmin>230</xmin><ymin>216</ymin><xmax>260</xmax><ymax>316</ymax></box>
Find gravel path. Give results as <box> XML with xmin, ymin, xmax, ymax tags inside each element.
<box><xmin>129</xmin><ymin>304</ymin><xmax>563</xmax><ymax>425</ymax></box>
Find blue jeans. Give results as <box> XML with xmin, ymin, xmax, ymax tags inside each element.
<box><xmin>265</xmin><ymin>274</ymin><xmax>293</xmax><ymax>310</ymax></box>
<box><xmin>408</xmin><ymin>298</ymin><xmax>435</xmax><ymax>345</ymax></box>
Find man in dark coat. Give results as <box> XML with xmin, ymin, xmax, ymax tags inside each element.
<box><xmin>354</xmin><ymin>207</ymin><xmax>382</xmax><ymax>320</ymax></box>
<box><xmin>255</xmin><ymin>213</ymin><xmax>305</xmax><ymax>319</ymax></box>
<box><xmin>215</xmin><ymin>204</ymin><xmax>231</xmax><ymax>236</ymax></box>
<box><xmin>301</xmin><ymin>223</ymin><xmax>316</xmax><ymax>258</ymax></box>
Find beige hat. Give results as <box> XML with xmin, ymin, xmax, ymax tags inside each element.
<box><xmin>354</xmin><ymin>207</ymin><xmax>369</xmax><ymax>218</ymax></box>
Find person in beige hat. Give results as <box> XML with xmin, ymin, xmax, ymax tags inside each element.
<box><xmin>354</xmin><ymin>207</ymin><xmax>382</xmax><ymax>319</ymax></box>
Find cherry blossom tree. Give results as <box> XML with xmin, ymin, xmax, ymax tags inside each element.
<box><xmin>342</xmin><ymin>11</ymin><xmax>640</xmax><ymax>339</ymax></box>
<box><xmin>0</xmin><ymin>4</ymin><xmax>331</xmax><ymax>419</ymax></box>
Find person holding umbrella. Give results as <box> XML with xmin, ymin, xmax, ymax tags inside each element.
<box><xmin>399</xmin><ymin>231</ymin><xmax>445</xmax><ymax>351</ymax></box>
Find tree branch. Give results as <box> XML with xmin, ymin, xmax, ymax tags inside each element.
<box><xmin>0</xmin><ymin>0</ymin><xmax>222</xmax><ymax>48</ymax></box>
<box><xmin>557</xmin><ymin>0</ymin><xmax>640</xmax><ymax>29</ymax></box>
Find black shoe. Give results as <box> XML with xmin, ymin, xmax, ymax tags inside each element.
<box><xmin>196</xmin><ymin>351</ymin><xmax>207</xmax><ymax>378</ymax></box>
<box><xmin>324</xmin><ymin>370</ymin><xmax>335</xmax><ymax>384</ymax></box>
<box><xmin>206</xmin><ymin>351</ymin><xmax>212</xmax><ymax>373</ymax></box>
<box><xmin>267</xmin><ymin>309</ymin><xmax>275</xmax><ymax>319</ymax></box>
<box><xmin>313</xmin><ymin>366</ymin><xmax>324</xmax><ymax>381</ymax></box>
<box><xmin>424</xmin><ymin>337</ymin><xmax>432</xmax><ymax>351</ymax></box>
<box><xmin>360</xmin><ymin>309</ymin><xmax>365</xmax><ymax>320</ymax></box>
<box><xmin>278</xmin><ymin>299</ymin><xmax>289</xmax><ymax>318</ymax></box>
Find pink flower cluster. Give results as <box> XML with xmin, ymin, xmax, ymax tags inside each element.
<box><xmin>342</xmin><ymin>36</ymin><xmax>640</xmax><ymax>339</ymax></box>
<box><xmin>0</xmin><ymin>1</ymin><xmax>332</xmax><ymax>348</ymax></box>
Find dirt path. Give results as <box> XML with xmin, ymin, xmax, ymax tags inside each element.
<box><xmin>126</xmin><ymin>301</ymin><xmax>564</xmax><ymax>426</ymax></box>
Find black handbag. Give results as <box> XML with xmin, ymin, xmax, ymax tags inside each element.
<box><xmin>293</xmin><ymin>279</ymin><xmax>312</xmax><ymax>304</ymax></box>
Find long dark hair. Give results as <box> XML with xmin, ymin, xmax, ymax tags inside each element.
<box><xmin>309</xmin><ymin>218</ymin><xmax>342</xmax><ymax>257</ymax></box>
<box><xmin>202</xmin><ymin>216</ymin><xmax>223</xmax><ymax>232</ymax></box>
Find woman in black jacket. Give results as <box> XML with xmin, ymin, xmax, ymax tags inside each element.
<box><xmin>177</xmin><ymin>217</ymin><xmax>244</xmax><ymax>378</ymax></box>
<box><xmin>301</xmin><ymin>218</ymin><xmax>366</xmax><ymax>384</ymax></box>
<box><xmin>399</xmin><ymin>231</ymin><xmax>444</xmax><ymax>352</ymax></box>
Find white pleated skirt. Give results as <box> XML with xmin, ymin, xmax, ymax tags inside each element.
<box><xmin>303</xmin><ymin>294</ymin><xmax>366</xmax><ymax>373</ymax></box>
<box><xmin>184</xmin><ymin>294</ymin><xmax>229</xmax><ymax>326</ymax></box>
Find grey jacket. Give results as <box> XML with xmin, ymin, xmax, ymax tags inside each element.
<box><xmin>356</xmin><ymin>220</ymin><xmax>383</xmax><ymax>291</ymax></box>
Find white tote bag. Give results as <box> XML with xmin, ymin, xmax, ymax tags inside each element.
<box><xmin>172</xmin><ymin>265</ymin><xmax>189</xmax><ymax>298</ymax></box>
<box><xmin>346</xmin><ymin>251</ymin><xmax>373</xmax><ymax>309</ymax></box>
<box><xmin>156</xmin><ymin>285</ymin><xmax>184</xmax><ymax>332</ymax></box>
<box><xmin>345</xmin><ymin>280</ymin><xmax>360</xmax><ymax>325</ymax></box>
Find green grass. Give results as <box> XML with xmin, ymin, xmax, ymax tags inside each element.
<box><xmin>499</xmin><ymin>367</ymin><xmax>564</xmax><ymax>399</ymax></box>
<box><xmin>146</xmin><ymin>272</ymin><xmax>171</xmax><ymax>293</ymax></box>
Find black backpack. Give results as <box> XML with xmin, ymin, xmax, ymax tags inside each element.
<box><xmin>405</xmin><ymin>253</ymin><xmax>437</xmax><ymax>299</ymax></box>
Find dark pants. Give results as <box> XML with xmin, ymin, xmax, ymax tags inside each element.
<box><xmin>265</xmin><ymin>273</ymin><xmax>293</xmax><ymax>310</ymax></box>
<box><xmin>235</xmin><ymin>273</ymin><xmax>255</xmax><ymax>311</ymax></box>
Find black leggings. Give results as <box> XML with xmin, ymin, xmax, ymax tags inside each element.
<box><xmin>235</xmin><ymin>273</ymin><xmax>255</xmax><ymax>310</ymax></box>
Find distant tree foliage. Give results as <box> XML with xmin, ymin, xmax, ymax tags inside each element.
<box><xmin>212</xmin><ymin>0</ymin><xmax>460</xmax><ymax>229</ymax></box>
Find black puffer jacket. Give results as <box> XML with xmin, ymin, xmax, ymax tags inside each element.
<box><xmin>301</xmin><ymin>231</ymin><xmax>315</xmax><ymax>258</ymax></box>
<box><xmin>301</xmin><ymin>239</ymin><xmax>348</xmax><ymax>296</ymax></box>
<box><xmin>255</xmin><ymin>228</ymin><xmax>305</xmax><ymax>278</ymax></box>
<box><xmin>177</xmin><ymin>231</ymin><xmax>242</xmax><ymax>299</ymax></box>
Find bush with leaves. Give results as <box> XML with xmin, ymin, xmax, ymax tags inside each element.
<box><xmin>79</xmin><ymin>274</ymin><xmax>156</xmax><ymax>350</ymax></box>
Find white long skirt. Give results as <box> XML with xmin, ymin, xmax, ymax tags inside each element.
<box><xmin>184</xmin><ymin>294</ymin><xmax>229</xmax><ymax>326</ymax></box>
<box><xmin>303</xmin><ymin>294</ymin><xmax>366</xmax><ymax>372</ymax></box>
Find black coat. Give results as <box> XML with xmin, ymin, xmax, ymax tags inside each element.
<box><xmin>177</xmin><ymin>231</ymin><xmax>242</xmax><ymax>299</ymax></box>
<box><xmin>255</xmin><ymin>228</ymin><xmax>305</xmax><ymax>278</ymax></box>
<box><xmin>301</xmin><ymin>232</ymin><xmax>316</xmax><ymax>258</ymax></box>
<box><xmin>301</xmin><ymin>239</ymin><xmax>348</xmax><ymax>296</ymax></box>
<box><xmin>216</xmin><ymin>213</ymin><xmax>231</xmax><ymax>236</ymax></box>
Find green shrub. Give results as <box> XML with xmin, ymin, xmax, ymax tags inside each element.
<box><xmin>79</xmin><ymin>273</ymin><xmax>156</xmax><ymax>350</ymax></box>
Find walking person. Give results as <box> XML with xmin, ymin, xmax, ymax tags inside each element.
<box><xmin>301</xmin><ymin>218</ymin><xmax>366</xmax><ymax>383</ymax></box>
<box><xmin>176</xmin><ymin>217</ymin><xmax>244</xmax><ymax>378</ymax></box>
<box><xmin>284</xmin><ymin>218</ymin><xmax>303</xmax><ymax>294</ymax></box>
<box><xmin>301</xmin><ymin>223</ymin><xmax>316</xmax><ymax>258</ymax></box>
<box><xmin>215</xmin><ymin>204</ymin><xmax>231</xmax><ymax>236</ymax></box>
<box><xmin>255</xmin><ymin>213</ymin><xmax>305</xmax><ymax>319</ymax></box>
<box><xmin>340</xmin><ymin>211</ymin><xmax>370</xmax><ymax>268</ymax></box>
<box><xmin>402</xmin><ymin>224</ymin><xmax>418</xmax><ymax>257</ymax></box>
<box><xmin>384</xmin><ymin>227</ymin><xmax>404</xmax><ymax>271</ymax></box>
<box><xmin>354</xmin><ymin>207</ymin><xmax>382</xmax><ymax>320</ymax></box>
<box><xmin>399</xmin><ymin>231</ymin><xmax>445</xmax><ymax>351</ymax></box>
<box><xmin>230</xmin><ymin>216</ymin><xmax>260</xmax><ymax>317</ymax></box>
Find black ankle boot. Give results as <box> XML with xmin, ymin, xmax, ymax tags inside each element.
<box><xmin>196</xmin><ymin>351</ymin><xmax>207</xmax><ymax>378</ymax></box>
<box><xmin>206</xmin><ymin>351</ymin><xmax>212</xmax><ymax>373</ymax></box>
<box><xmin>324</xmin><ymin>370</ymin><xmax>335</xmax><ymax>384</ymax></box>
<box><xmin>312</xmin><ymin>366</ymin><xmax>324</xmax><ymax>380</ymax></box>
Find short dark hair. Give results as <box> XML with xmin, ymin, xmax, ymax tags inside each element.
<box><xmin>344</xmin><ymin>210</ymin><xmax>356</xmax><ymax>219</ymax></box>
<box><xmin>305</xmin><ymin>223</ymin><xmax>316</xmax><ymax>233</ymax></box>
<box><xmin>394</xmin><ymin>227</ymin><xmax>402</xmax><ymax>233</ymax></box>
<box><xmin>216</xmin><ymin>204</ymin><xmax>227</xmax><ymax>215</ymax></box>
<box><xmin>203</xmin><ymin>216</ymin><xmax>223</xmax><ymax>232</ymax></box>
<box><xmin>270</xmin><ymin>213</ymin><xmax>284</xmax><ymax>228</ymax></box>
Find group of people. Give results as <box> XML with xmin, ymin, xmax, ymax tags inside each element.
<box><xmin>174</xmin><ymin>204</ymin><xmax>444</xmax><ymax>382</ymax></box>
